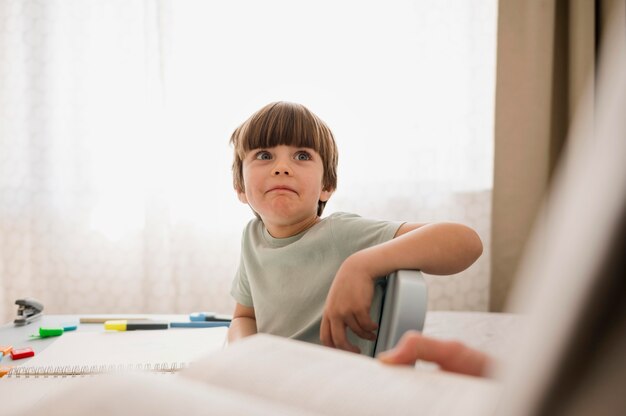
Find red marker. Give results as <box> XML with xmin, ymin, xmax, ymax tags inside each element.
<box><xmin>10</xmin><ymin>347</ymin><xmax>35</xmax><ymax>360</ymax></box>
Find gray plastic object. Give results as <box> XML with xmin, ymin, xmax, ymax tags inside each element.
<box><xmin>14</xmin><ymin>298</ymin><xmax>44</xmax><ymax>326</ymax></box>
<box><xmin>372</xmin><ymin>270</ymin><xmax>428</xmax><ymax>357</ymax></box>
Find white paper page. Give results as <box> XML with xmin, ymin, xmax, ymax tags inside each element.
<box><xmin>0</xmin><ymin>377</ymin><xmax>85</xmax><ymax>415</ymax></box>
<box><xmin>183</xmin><ymin>334</ymin><xmax>499</xmax><ymax>416</ymax></box>
<box><xmin>15</xmin><ymin>328</ymin><xmax>227</xmax><ymax>371</ymax></box>
<box><xmin>3</xmin><ymin>373</ymin><xmax>322</xmax><ymax>416</ymax></box>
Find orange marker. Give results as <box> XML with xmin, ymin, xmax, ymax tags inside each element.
<box><xmin>0</xmin><ymin>365</ymin><xmax>14</xmax><ymax>377</ymax></box>
<box><xmin>0</xmin><ymin>345</ymin><xmax>12</xmax><ymax>356</ymax></box>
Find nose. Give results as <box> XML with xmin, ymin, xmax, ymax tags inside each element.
<box><xmin>272</xmin><ymin>158</ymin><xmax>292</xmax><ymax>176</ymax></box>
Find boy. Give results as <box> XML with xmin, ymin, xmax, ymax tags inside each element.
<box><xmin>228</xmin><ymin>101</ymin><xmax>483</xmax><ymax>355</ymax></box>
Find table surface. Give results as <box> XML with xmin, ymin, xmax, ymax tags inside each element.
<box><xmin>422</xmin><ymin>311</ymin><xmax>523</xmax><ymax>362</ymax></box>
<box><xmin>0</xmin><ymin>314</ymin><xmax>191</xmax><ymax>367</ymax></box>
<box><xmin>1</xmin><ymin>311</ymin><xmax>523</xmax><ymax>368</ymax></box>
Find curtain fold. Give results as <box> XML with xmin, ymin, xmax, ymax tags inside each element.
<box><xmin>0</xmin><ymin>0</ymin><xmax>229</xmax><ymax>321</ymax></box>
<box><xmin>491</xmin><ymin>0</ymin><xmax>597</xmax><ymax>311</ymax></box>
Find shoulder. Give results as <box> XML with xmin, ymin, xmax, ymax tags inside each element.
<box><xmin>325</xmin><ymin>211</ymin><xmax>403</xmax><ymax>244</ymax></box>
<box><xmin>324</xmin><ymin>211</ymin><xmax>362</xmax><ymax>223</ymax></box>
<box><xmin>322</xmin><ymin>212</ymin><xmax>363</xmax><ymax>233</ymax></box>
<box><xmin>325</xmin><ymin>211</ymin><xmax>395</xmax><ymax>227</ymax></box>
<box><xmin>239</xmin><ymin>218</ymin><xmax>266</xmax><ymax>249</ymax></box>
<box><xmin>324</xmin><ymin>211</ymin><xmax>399</xmax><ymax>233</ymax></box>
<box><xmin>242</xmin><ymin>218</ymin><xmax>264</xmax><ymax>235</ymax></box>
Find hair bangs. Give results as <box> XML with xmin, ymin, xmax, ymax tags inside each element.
<box><xmin>238</xmin><ymin>102</ymin><xmax>327</xmax><ymax>156</ymax></box>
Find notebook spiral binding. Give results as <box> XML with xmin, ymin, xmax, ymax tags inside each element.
<box><xmin>6</xmin><ymin>362</ymin><xmax>188</xmax><ymax>378</ymax></box>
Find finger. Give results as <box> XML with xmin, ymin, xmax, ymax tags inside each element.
<box><xmin>377</xmin><ymin>331</ymin><xmax>491</xmax><ymax>377</ymax></box>
<box><xmin>377</xmin><ymin>331</ymin><xmax>422</xmax><ymax>365</ymax></box>
<box><xmin>354</xmin><ymin>309</ymin><xmax>379</xmax><ymax>333</ymax></box>
<box><xmin>382</xmin><ymin>331</ymin><xmax>457</xmax><ymax>365</ymax></box>
<box><xmin>320</xmin><ymin>315</ymin><xmax>335</xmax><ymax>348</ymax></box>
<box><xmin>440</xmin><ymin>342</ymin><xmax>491</xmax><ymax>377</ymax></box>
<box><xmin>345</xmin><ymin>313</ymin><xmax>377</xmax><ymax>341</ymax></box>
<box><xmin>330</xmin><ymin>319</ymin><xmax>359</xmax><ymax>354</ymax></box>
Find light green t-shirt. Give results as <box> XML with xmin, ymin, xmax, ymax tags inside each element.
<box><xmin>230</xmin><ymin>212</ymin><xmax>403</xmax><ymax>356</ymax></box>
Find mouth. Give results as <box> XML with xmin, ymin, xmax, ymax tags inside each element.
<box><xmin>267</xmin><ymin>186</ymin><xmax>297</xmax><ymax>194</ymax></box>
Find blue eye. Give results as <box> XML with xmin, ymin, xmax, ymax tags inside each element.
<box><xmin>295</xmin><ymin>151</ymin><xmax>312</xmax><ymax>161</ymax></box>
<box><xmin>255</xmin><ymin>151</ymin><xmax>272</xmax><ymax>160</ymax></box>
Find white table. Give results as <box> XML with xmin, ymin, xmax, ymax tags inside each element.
<box><xmin>423</xmin><ymin>311</ymin><xmax>523</xmax><ymax>363</ymax></box>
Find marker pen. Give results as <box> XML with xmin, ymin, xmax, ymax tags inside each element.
<box><xmin>38</xmin><ymin>327</ymin><xmax>64</xmax><ymax>338</ymax></box>
<box><xmin>104</xmin><ymin>320</ymin><xmax>169</xmax><ymax>331</ymax></box>
<box><xmin>11</xmin><ymin>347</ymin><xmax>35</xmax><ymax>360</ymax></box>
<box><xmin>170</xmin><ymin>321</ymin><xmax>230</xmax><ymax>328</ymax></box>
<box><xmin>190</xmin><ymin>312</ymin><xmax>232</xmax><ymax>322</ymax></box>
<box><xmin>205</xmin><ymin>315</ymin><xmax>232</xmax><ymax>322</ymax></box>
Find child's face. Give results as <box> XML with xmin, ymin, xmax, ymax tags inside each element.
<box><xmin>238</xmin><ymin>145</ymin><xmax>332</xmax><ymax>231</ymax></box>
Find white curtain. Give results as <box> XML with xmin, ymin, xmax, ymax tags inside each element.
<box><xmin>0</xmin><ymin>0</ymin><xmax>497</xmax><ymax>322</ymax></box>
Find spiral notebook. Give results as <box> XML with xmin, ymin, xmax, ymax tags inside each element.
<box><xmin>4</xmin><ymin>327</ymin><xmax>228</xmax><ymax>378</ymax></box>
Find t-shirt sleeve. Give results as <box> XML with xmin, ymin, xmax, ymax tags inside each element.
<box><xmin>230</xmin><ymin>226</ymin><xmax>254</xmax><ymax>307</ymax></box>
<box><xmin>330</xmin><ymin>212</ymin><xmax>404</xmax><ymax>259</ymax></box>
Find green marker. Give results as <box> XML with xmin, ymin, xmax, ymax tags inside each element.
<box><xmin>31</xmin><ymin>327</ymin><xmax>64</xmax><ymax>338</ymax></box>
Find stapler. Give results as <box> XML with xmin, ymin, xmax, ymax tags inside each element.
<box><xmin>14</xmin><ymin>298</ymin><xmax>44</xmax><ymax>326</ymax></box>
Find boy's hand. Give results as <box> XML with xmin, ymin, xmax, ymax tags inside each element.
<box><xmin>321</xmin><ymin>255</ymin><xmax>379</xmax><ymax>353</ymax></box>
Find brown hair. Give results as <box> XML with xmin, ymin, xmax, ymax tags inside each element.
<box><xmin>230</xmin><ymin>102</ymin><xmax>338</xmax><ymax>216</ymax></box>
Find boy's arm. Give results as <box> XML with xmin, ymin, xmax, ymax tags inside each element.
<box><xmin>321</xmin><ymin>222</ymin><xmax>483</xmax><ymax>353</ymax></box>
<box><xmin>228</xmin><ymin>303</ymin><xmax>258</xmax><ymax>344</ymax></box>
<box><xmin>387</xmin><ymin>222</ymin><xmax>483</xmax><ymax>275</ymax></box>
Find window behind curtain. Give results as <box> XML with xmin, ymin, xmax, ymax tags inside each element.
<box><xmin>0</xmin><ymin>0</ymin><xmax>497</xmax><ymax>321</ymax></box>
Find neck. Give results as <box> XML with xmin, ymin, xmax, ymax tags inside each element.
<box><xmin>264</xmin><ymin>215</ymin><xmax>320</xmax><ymax>239</ymax></box>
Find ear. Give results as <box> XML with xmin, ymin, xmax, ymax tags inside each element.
<box><xmin>237</xmin><ymin>191</ymin><xmax>248</xmax><ymax>204</ymax></box>
<box><xmin>320</xmin><ymin>188</ymin><xmax>334</xmax><ymax>202</ymax></box>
